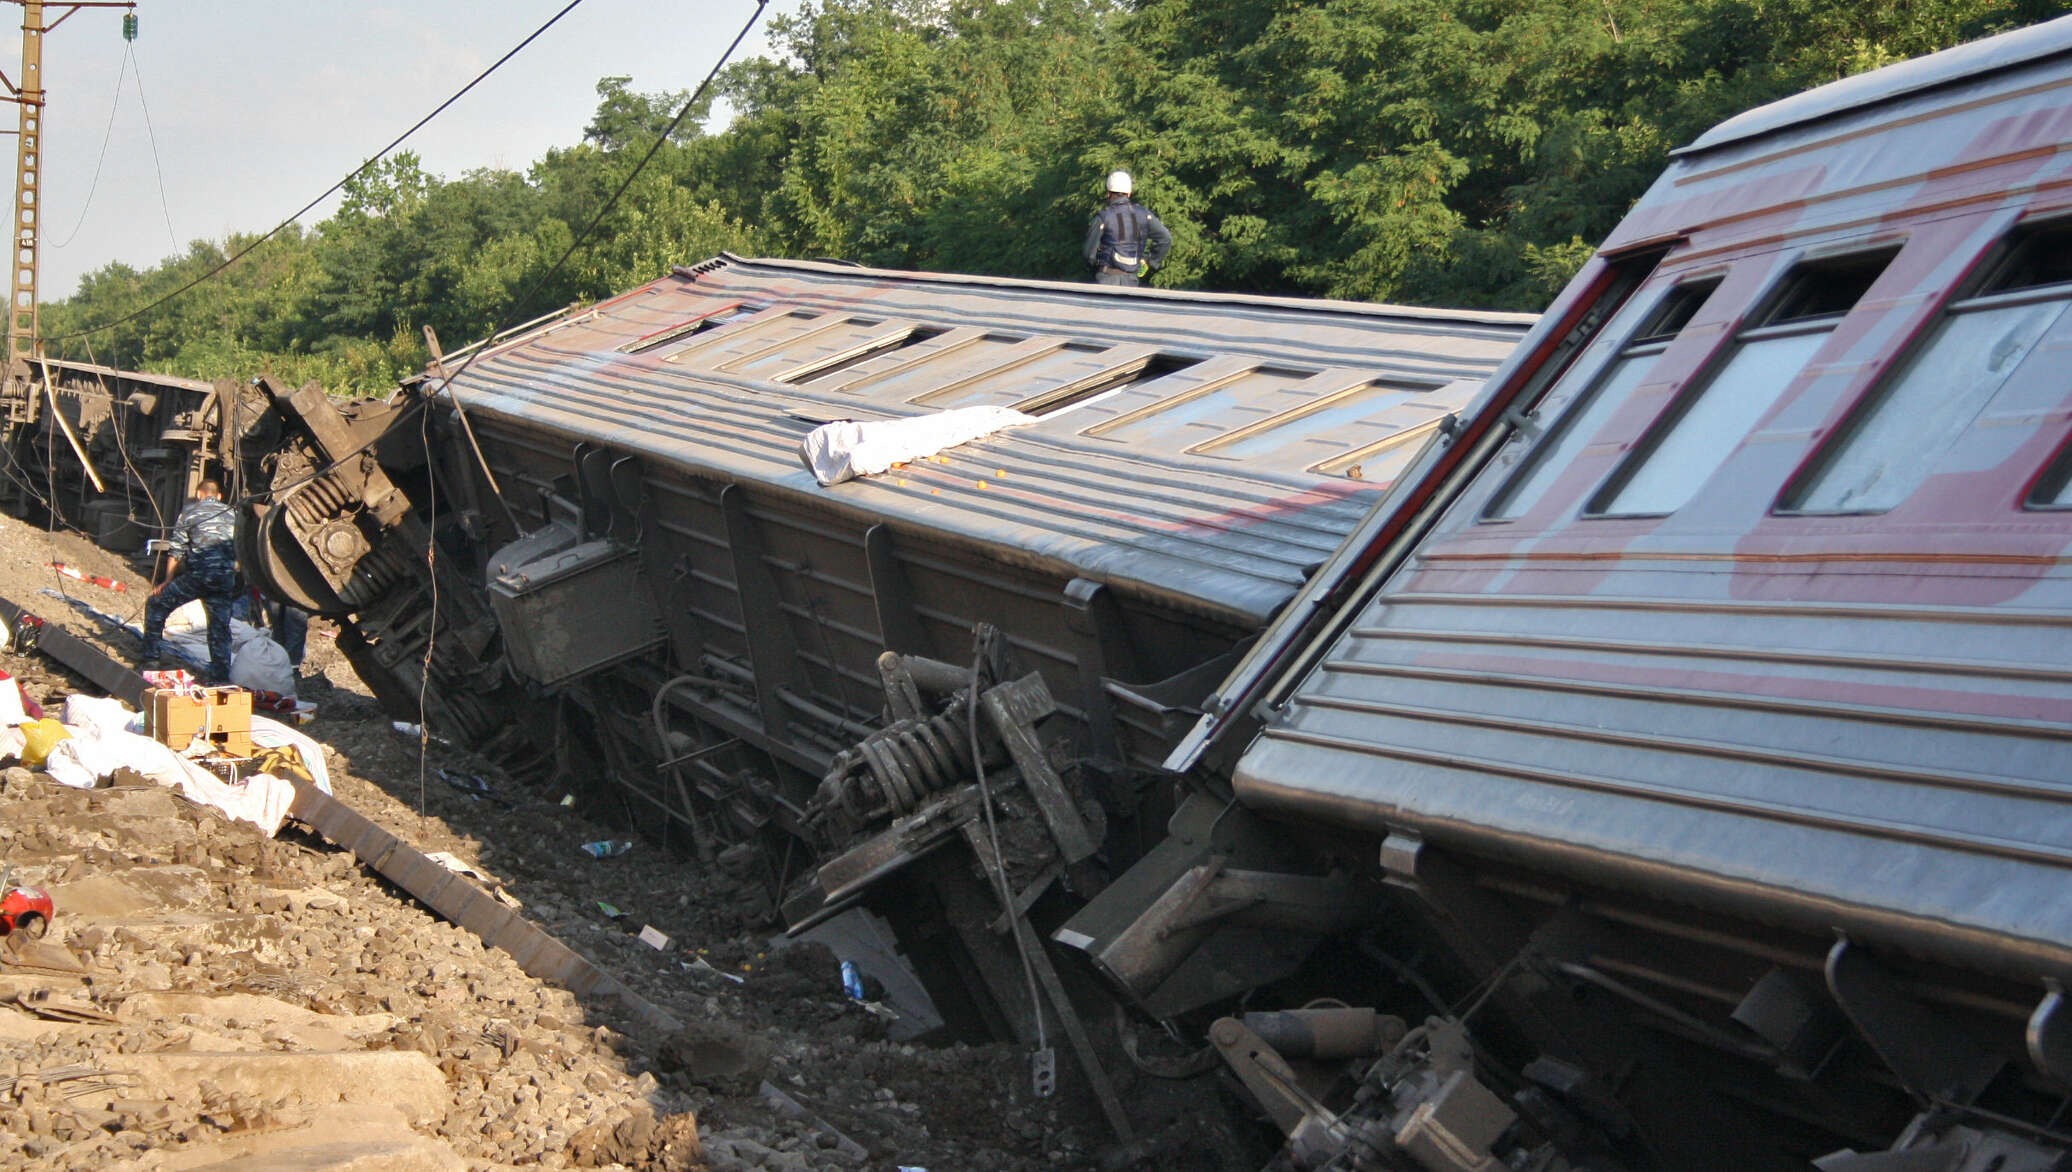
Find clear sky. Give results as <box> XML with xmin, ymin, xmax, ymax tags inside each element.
<box><xmin>21</xmin><ymin>0</ymin><xmax>800</xmax><ymax>299</ymax></box>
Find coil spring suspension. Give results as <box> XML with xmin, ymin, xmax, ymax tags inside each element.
<box><xmin>283</xmin><ymin>475</ymin><xmax>413</xmax><ymax>607</ymax></box>
<box><xmin>815</xmin><ymin>704</ymin><xmax>977</xmax><ymax>829</ymax></box>
<box><xmin>284</xmin><ymin>474</ymin><xmax>353</xmax><ymax>523</ymax></box>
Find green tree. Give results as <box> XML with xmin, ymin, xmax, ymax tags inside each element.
<box><xmin>40</xmin><ymin>0</ymin><xmax>2067</xmax><ymax>396</ymax></box>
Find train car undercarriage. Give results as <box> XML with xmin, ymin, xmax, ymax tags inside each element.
<box><xmin>35</xmin><ymin>239</ymin><xmax>2071</xmax><ymax>1170</ymax></box>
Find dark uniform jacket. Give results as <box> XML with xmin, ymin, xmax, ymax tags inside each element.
<box><xmin>1084</xmin><ymin>197</ymin><xmax>1173</xmax><ymax>275</ymax></box>
<box><xmin>169</xmin><ymin>498</ymin><xmax>238</xmax><ymax>586</ymax></box>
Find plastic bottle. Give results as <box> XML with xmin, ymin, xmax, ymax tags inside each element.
<box><xmin>580</xmin><ymin>840</ymin><xmax>632</xmax><ymax>859</ymax></box>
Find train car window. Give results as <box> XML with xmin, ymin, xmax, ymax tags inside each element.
<box><xmin>1190</xmin><ymin>378</ymin><xmax>1436</xmax><ymax>461</ymax></box>
<box><xmin>1483</xmin><ymin>278</ymin><xmax>1721</xmax><ymax>521</ymax></box>
<box><xmin>782</xmin><ymin>326</ymin><xmax>951</xmax><ymax>385</ymax></box>
<box><xmin>1592</xmin><ymin>249</ymin><xmax>1896</xmax><ymax>517</ymax></box>
<box><xmin>2031</xmin><ymin>446</ymin><xmax>2072</xmax><ymax>507</ymax></box>
<box><xmin>1794</xmin><ymin>223</ymin><xmax>2072</xmax><ymax>513</ymax></box>
<box><xmin>1018</xmin><ymin>353</ymin><xmax>1205</xmax><ymax>416</ymax></box>
<box><xmin>618</xmin><ymin>303</ymin><xmax>765</xmax><ymax>354</ymax></box>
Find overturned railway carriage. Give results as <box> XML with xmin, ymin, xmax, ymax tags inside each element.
<box><xmin>238</xmin><ymin>257</ymin><xmax>1532</xmax><ymax>1137</ymax></box>
<box><xmin>1062</xmin><ymin>18</ymin><xmax>2072</xmax><ymax>1171</ymax></box>
<box><xmin>0</xmin><ymin>358</ymin><xmax>264</xmax><ymax>545</ymax></box>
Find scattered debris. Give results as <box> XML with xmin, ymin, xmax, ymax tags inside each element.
<box><xmin>0</xmin><ymin>511</ymin><xmax>1159</xmax><ymax>1171</ymax></box>
<box><xmin>46</xmin><ymin>564</ymin><xmax>123</xmax><ymax>593</ymax></box>
<box><xmin>0</xmin><ymin>865</ymin><xmax>53</xmax><ymax>938</ymax></box>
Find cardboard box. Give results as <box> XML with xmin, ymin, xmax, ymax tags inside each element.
<box><xmin>147</xmin><ymin>688</ymin><xmax>253</xmax><ymax>758</ymax></box>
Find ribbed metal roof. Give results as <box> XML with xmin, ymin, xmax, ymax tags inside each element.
<box><xmin>42</xmin><ymin>357</ymin><xmax>214</xmax><ymax>394</ymax></box>
<box><xmin>1677</xmin><ymin>14</ymin><xmax>2072</xmax><ymax>156</ymax></box>
<box><xmin>443</xmin><ymin>256</ymin><xmax>1535</xmax><ymax>625</ymax></box>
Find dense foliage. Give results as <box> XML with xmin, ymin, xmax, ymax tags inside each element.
<box><xmin>43</xmin><ymin>0</ymin><xmax>2066</xmax><ymax>393</ymax></box>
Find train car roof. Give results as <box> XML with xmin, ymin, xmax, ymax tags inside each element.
<box><xmin>40</xmin><ymin>357</ymin><xmax>214</xmax><ymax>394</ymax></box>
<box><xmin>1679</xmin><ymin>14</ymin><xmax>2072</xmax><ymax>156</ymax></box>
<box><xmin>439</xmin><ymin>255</ymin><xmax>1535</xmax><ymax>626</ymax></box>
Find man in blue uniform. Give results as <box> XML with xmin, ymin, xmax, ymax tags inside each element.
<box><xmin>140</xmin><ymin>480</ymin><xmax>239</xmax><ymax>682</ymax></box>
<box><xmin>1084</xmin><ymin>170</ymin><xmax>1171</xmax><ymax>287</ymax></box>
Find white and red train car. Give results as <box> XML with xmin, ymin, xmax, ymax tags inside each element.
<box><xmin>1068</xmin><ymin>16</ymin><xmax>2072</xmax><ymax>1171</ymax></box>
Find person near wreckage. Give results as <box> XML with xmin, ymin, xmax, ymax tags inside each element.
<box><xmin>139</xmin><ymin>479</ymin><xmax>238</xmax><ymax>684</ymax></box>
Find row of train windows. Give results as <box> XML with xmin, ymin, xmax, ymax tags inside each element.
<box><xmin>1486</xmin><ymin>219</ymin><xmax>2072</xmax><ymax>522</ymax></box>
<box><xmin>617</xmin><ymin>297</ymin><xmax>1455</xmax><ymax>474</ymax></box>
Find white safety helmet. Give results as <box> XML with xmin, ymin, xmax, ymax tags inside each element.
<box><xmin>1106</xmin><ymin>170</ymin><xmax>1133</xmax><ymax>196</ymax></box>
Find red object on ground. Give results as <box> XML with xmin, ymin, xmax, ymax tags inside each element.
<box><xmin>49</xmin><ymin>562</ymin><xmax>126</xmax><ymax>592</ymax></box>
<box><xmin>249</xmin><ymin>689</ymin><xmax>298</xmax><ymax>714</ymax></box>
<box><xmin>0</xmin><ymin>881</ymin><xmax>53</xmax><ymax>939</ymax></box>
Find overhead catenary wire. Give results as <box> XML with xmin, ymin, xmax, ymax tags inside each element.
<box><xmin>126</xmin><ymin>44</ymin><xmax>180</xmax><ymax>250</ymax></box>
<box><xmin>422</xmin><ymin>0</ymin><xmax>773</xmax><ymax>414</ymax></box>
<box><xmin>408</xmin><ymin>0</ymin><xmax>771</xmax><ymax>783</ymax></box>
<box><xmin>47</xmin><ymin>0</ymin><xmax>593</xmax><ymax>344</ymax></box>
<box><xmin>49</xmin><ymin>49</ymin><xmax>131</xmax><ymax>251</ymax></box>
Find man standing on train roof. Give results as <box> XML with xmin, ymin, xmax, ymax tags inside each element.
<box><xmin>1085</xmin><ymin>170</ymin><xmax>1171</xmax><ymax>287</ymax></box>
<box><xmin>140</xmin><ymin>479</ymin><xmax>239</xmax><ymax>684</ymax></box>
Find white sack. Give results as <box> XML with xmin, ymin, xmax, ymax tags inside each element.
<box><xmin>800</xmin><ymin>406</ymin><xmax>1033</xmax><ymax>486</ymax></box>
<box><xmin>164</xmin><ymin>600</ymin><xmax>296</xmax><ymax>698</ymax></box>
<box><xmin>229</xmin><ymin>636</ymin><xmax>296</xmax><ymax>696</ymax></box>
<box><xmin>43</xmin><ymin>734</ymin><xmax>126</xmax><ymax>790</ymax></box>
<box><xmin>63</xmin><ymin>694</ymin><xmax>135</xmax><ymax>737</ymax></box>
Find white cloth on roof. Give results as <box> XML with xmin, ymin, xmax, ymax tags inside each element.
<box><xmin>800</xmin><ymin>406</ymin><xmax>1034</xmax><ymax>487</ymax></box>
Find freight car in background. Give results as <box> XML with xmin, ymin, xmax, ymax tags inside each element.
<box><xmin>1061</xmin><ymin>15</ymin><xmax>2072</xmax><ymax>1172</ymax></box>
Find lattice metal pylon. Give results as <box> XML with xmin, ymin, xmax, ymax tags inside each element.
<box><xmin>7</xmin><ymin>0</ymin><xmax>43</xmax><ymax>365</ymax></box>
<box><xmin>0</xmin><ymin>2</ymin><xmax>137</xmax><ymax>368</ymax></box>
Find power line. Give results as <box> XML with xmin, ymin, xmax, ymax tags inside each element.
<box><xmin>127</xmin><ymin>44</ymin><xmax>178</xmax><ymax>250</ymax></box>
<box><xmin>48</xmin><ymin>0</ymin><xmax>591</xmax><ymax>343</ymax></box>
<box><xmin>429</xmin><ymin>0</ymin><xmax>772</xmax><ymax>406</ymax></box>
<box><xmin>419</xmin><ymin>0</ymin><xmax>770</xmax><ymax>517</ymax></box>
<box><xmin>48</xmin><ymin>49</ymin><xmax>130</xmax><ymax>250</ymax></box>
<box><xmin>209</xmin><ymin>0</ymin><xmax>767</xmax><ymax>522</ymax></box>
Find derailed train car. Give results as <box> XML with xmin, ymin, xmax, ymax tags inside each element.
<box><xmin>1054</xmin><ymin>17</ymin><xmax>2072</xmax><ymax>1171</ymax></box>
<box><xmin>234</xmin><ymin>255</ymin><xmax>1532</xmax><ymax>1139</ymax></box>
<box><xmin>0</xmin><ymin>358</ymin><xmax>270</xmax><ymax>547</ymax></box>
<box><xmin>246</xmin><ymin>17</ymin><xmax>2072</xmax><ymax>1168</ymax></box>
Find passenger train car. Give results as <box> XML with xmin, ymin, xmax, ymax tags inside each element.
<box><xmin>232</xmin><ymin>253</ymin><xmax>1532</xmax><ymax>1146</ymax></box>
<box><xmin>239</xmin><ymin>17</ymin><xmax>2072</xmax><ymax>1170</ymax></box>
<box><xmin>0</xmin><ymin>358</ymin><xmax>264</xmax><ymax>549</ymax></box>
<box><xmin>1057</xmin><ymin>16</ymin><xmax>2072</xmax><ymax>1171</ymax></box>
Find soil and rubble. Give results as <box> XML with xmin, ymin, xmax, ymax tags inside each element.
<box><xmin>0</xmin><ymin>513</ymin><xmax>1264</xmax><ymax>1170</ymax></box>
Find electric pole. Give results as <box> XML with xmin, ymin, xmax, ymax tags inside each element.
<box><xmin>0</xmin><ymin>0</ymin><xmax>135</xmax><ymax>369</ymax></box>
